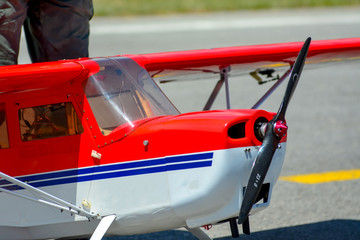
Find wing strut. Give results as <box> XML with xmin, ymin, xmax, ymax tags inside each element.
<box><xmin>223</xmin><ymin>66</ymin><xmax>231</xmax><ymax>109</ymax></box>
<box><xmin>203</xmin><ymin>66</ymin><xmax>231</xmax><ymax>111</ymax></box>
<box><xmin>0</xmin><ymin>171</ymin><xmax>97</xmax><ymax>219</ymax></box>
<box><xmin>204</xmin><ymin>65</ymin><xmax>291</xmax><ymax>111</ymax></box>
<box><xmin>251</xmin><ymin>67</ymin><xmax>292</xmax><ymax>109</ymax></box>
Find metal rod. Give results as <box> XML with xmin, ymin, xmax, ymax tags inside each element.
<box><xmin>223</xmin><ymin>66</ymin><xmax>231</xmax><ymax>109</ymax></box>
<box><xmin>251</xmin><ymin>67</ymin><xmax>292</xmax><ymax>109</ymax></box>
<box><xmin>0</xmin><ymin>187</ymin><xmax>80</xmax><ymax>215</ymax></box>
<box><xmin>203</xmin><ymin>66</ymin><xmax>231</xmax><ymax>111</ymax></box>
<box><xmin>229</xmin><ymin>218</ymin><xmax>240</xmax><ymax>238</ymax></box>
<box><xmin>203</xmin><ymin>79</ymin><xmax>224</xmax><ymax>111</ymax></box>
<box><xmin>0</xmin><ymin>171</ymin><xmax>96</xmax><ymax>218</ymax></box>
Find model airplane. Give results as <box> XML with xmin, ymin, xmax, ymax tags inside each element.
<box><xmin>0</xmin><ymin>37</ymin><xmax>360</xmax><ymax>240</ymax></box>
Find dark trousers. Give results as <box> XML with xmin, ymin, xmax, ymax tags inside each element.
<box><xmin>0</xmin><ymin>0</ymin><xmax>93</xmax><ymax>65</ymax></box>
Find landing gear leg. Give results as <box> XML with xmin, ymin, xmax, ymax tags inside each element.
<box><xmin>185</xmin><ymin>226</ymin><xmax>213</xmax><ymax>240</ymax></box>
<box><xmin>229</xmin><ymin>218</ymin><xmax>240</xmax><ymax>238</ymax></box>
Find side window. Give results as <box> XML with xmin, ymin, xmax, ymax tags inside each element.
<box><xmin>0</xmin><ymin>103</ymin><xmax>9</xmax><ymax>149</ymax></box>
<box><xmin>19</xmin><ymin>102</ymin><xmax>84</xmax><ymax>141</ymax></box>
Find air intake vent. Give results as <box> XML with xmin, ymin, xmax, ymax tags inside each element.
<box><xmin>228</xmin><ymin>122</ymin><xmax>246</xmax><ymax>139</ymax></box>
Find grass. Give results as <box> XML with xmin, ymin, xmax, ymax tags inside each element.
<box><xmin>93</xmin><ymin>0</ymin><xmax>360</xmax><ymax>16</ymax></box>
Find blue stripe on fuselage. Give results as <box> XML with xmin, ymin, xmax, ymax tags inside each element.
<box><xmin>0</xmin><ymin>152</ymin><xmax>213</xmax><ymax>189</ymax></box>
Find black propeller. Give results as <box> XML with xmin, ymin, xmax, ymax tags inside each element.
<box><xmin>238</xmin><ymin>37</ymin><xmax>311</xmax><ymax>229</ymax></box>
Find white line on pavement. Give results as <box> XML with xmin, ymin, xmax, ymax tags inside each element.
<box><xmin>91</xmin><ymin>14</ymin><xmax>360</xmax><ymax>35</ymax></box>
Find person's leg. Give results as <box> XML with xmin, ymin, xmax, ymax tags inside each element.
<box><xmin>0</xmin><ymin>0</ymin><xmax>27</xmax><ymax>65</ymax></box>
<box><xmin>24</xmin><ymin>0</ymin><xmax>93</xmax><ymax>63</ymax></box>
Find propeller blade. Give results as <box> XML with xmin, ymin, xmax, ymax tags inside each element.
<box><xmin>274</xmin><ymin>37</ymin><xmax>311</xmax><ymax>122</ymax></box>
<box><xmin>238</xmin><ymin>122</ymin><xmax>280</xmax><ymax>224</ymax></box>
<box><xmin>238</xmin><ymin>37</ymin><xmax>311</xmax><ymax>225</ymax></box>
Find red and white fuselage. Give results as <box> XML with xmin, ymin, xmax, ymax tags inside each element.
<box><xmin>0</xmin><ymin>57</ymin><xmax>285</xmax><ymax>239</ymax></box>
<box><xmin>1</xmin><ymin>38</ymin><xmax>359</xmax><ymax>239</ymax></box>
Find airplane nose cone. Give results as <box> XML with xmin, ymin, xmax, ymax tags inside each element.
<box><xmin>273</xmin><ymin>120</ymin><xmax>288</xmax><ymax>138</ymax></box>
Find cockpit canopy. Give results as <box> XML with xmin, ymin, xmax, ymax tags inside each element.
<box><xmin>82</xmin><ymin>57</ymin><xmax>179</xmax><ymax>135</ymax></box>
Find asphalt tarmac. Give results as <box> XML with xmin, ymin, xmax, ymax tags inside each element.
<box><xmin>19</xmin><ymin>6</ymin><xmax>360</xmax><ymax>240</ymax></box>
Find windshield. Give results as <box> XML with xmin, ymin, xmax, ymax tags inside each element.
<box><xmin>83</xmin><ymin>57</ymin><xmax>179</xmax><ymax>136</ymax></box>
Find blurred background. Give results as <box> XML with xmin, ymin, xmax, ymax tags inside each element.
<box><xmin>93</xmin><ymin>0</ymin><xmax>360</xmax><ymax>16</ymax></box>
